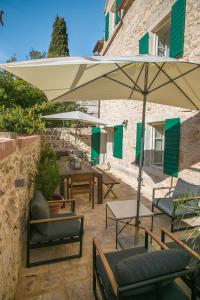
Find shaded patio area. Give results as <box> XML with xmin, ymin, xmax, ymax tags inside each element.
<box><xmin>15</xmin><ymin>175</ymin><xmax>175</xmax><ymax>300</ymax></box>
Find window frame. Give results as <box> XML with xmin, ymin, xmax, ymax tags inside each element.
<box><xmin>150</xmin><ymin>122</ymin><xmax>165</xmax><ymax>168</ymax></box>
<box><xmin>153</xmin><ymin>16</ymin><xmax>171</xmax><ymax>58</ymax></box>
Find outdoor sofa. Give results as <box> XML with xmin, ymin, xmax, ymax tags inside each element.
<box><xmin>152</xmin><ymin>178</ymin><xmax>200</xmax><ymax>232</ymax></box>
<box><xmin>27</xmin><ymin>191</ymin><xmax>84</xmax><ymax>267</ymax></box>
<box><xmin>93</xmin><ymin>228</ymin><xmax>198</xmax><ymax>300</ymax></box>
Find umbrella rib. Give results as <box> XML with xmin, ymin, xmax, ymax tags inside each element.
<box><xmin>104</xmin><ymin>75</ymin><xmax>140</xmax><ymax>92</ymax></box>
<box><xmin>149</xmin><ymin>65</ymin><xmax>200</xmax><ymax>94</ymax></box>
<box><xmin>52</xmin><ymin>62</ymin><xmax>134</xmax><ymax>101</ymax></box>
<box><xmin>150</xmin><ymin>63</ymin><xmax>199</xmax><ymax>110</ymax></box>
<box><xmin>147</xmin><ymin>62</ymin><xmax>165</xmax><ymax>91</ymax></box>
<box><xmin>115</xmin><ymin>63</ymin><xmax>143</xmax><ymax>93</ymax></box>
<box><xmin>129</xmin><ymin>63</ymin><xmax>145</xmax><ymax>99</ymax></box>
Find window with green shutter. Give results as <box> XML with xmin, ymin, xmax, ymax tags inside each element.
<box><xmin>115</xmin><ymin>0</ymin><xmax>121</xmax><ymax>26</ymax></box>
<box><xmin>163</xmin><ymin>118</ymin><xmax>180</xmax><ymax>177</ymax></box>
<box><xmin>113</xmin><ymin>125</ymin><xmax>123</xmax><ymax>159</ymax></box>
<box><xmin>91</xmin><ymin>127</ymin><xmax>100</xmax><ymax>165</ymax></box>
<box><xmin>139</xmin><ymin>33</ymin><xmax>149</xmax><ymax>54</ymax></box>
<box><xmin>135</xmin><ymin>122</ymin><xmax>142</xmax><ymax>164</ymax></box>
<box><xmin>105</xmin><ymin>12</ymin><xmax>110</xmax><ymax>41</ymax></box>
<box><xmin>169</xmin><ymin>0</ymin><xmax>186</xmax><ymax>58</ymax></box>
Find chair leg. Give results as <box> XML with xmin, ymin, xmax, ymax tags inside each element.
<box><xmin>79</xmin><ymin>235</ymin><xmax>83</xmax><ymax>257</ymax></box>
<box><xmin>27</xmin><ymin>222</ymin><xmax>30</xmax><ymax>268</ymax></box>
<box><xmin>89</xmin><ymin>189</ymin><xmax>92</xmax><ymax>203</ymax></box>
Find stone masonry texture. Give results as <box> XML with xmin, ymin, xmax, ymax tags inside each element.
<box><xmin>0</xmin><ymin>136</ymin><xmax>41</xmax><ymax>300</ymax></box>
<box><xmin>98</xmin><ymin>0</ymin><xmax>200</xmax><ymax>198</ymax></box>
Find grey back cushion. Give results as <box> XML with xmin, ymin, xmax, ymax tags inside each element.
<box><xmin>173</xmin><ymin>178</ymin><xmax>200</xmax><ymax>208</ymax></box>
<box><xmin>30</xmin><ymin>191</ymin><xmax>50</xmax><ymax>236</ymax></box>
<box><xmin>116</xmin><ymin>249</ymin><xmax>190</xmax><ymax>286</ymax></box>
<box><xmin>173</xmin><ymin>178</ymin><xmax>200</xmax><ymax>198</ymax></box>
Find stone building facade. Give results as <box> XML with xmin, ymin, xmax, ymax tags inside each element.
<box><xmin>0</xmin><ymin>135</ymin><xmax>41</xmax><ymax>300</ymax></box>
<box><xmin>42</xmin><ymin>127</ymin><xmax>91</xmax><ymax>158</ymax></box>
<box><xmin>94</xmin><ymin>0</ymin><xmax>200</xmax><ymax>198</ymax></box>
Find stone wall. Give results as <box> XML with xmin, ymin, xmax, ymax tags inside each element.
<box><xmin>41</xmin><ymin>127</ymin><xmax>91</xmax><ymax>157</ymax></box>
<box><xmin>99</xmin><ymin>0</ymin><xmax>200</xmax><ymax>198</ymax></box>
<box><xmin>0</xmin><ymin>135</ymin><xmax>41</xmax><ymax>300</ymax></box>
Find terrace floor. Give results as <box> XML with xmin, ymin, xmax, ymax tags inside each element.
<box><xmin>15</xmin><ymin>176</ymin><xmax>184</xmax><ymax>300</ymax></box>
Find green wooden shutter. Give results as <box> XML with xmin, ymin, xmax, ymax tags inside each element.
<box><xmin>169</xmin><ymin>0</ymin><xmax>186</xmax><ymax>58</ymax></box>
<box><xmin>113</xmin><ymin>125</ymin><xmax>123</xmax><ymax>159</ymax></box>
<box><xmin>91</xmin><ymin>127</ymin><xmax>100</xmax><ymax>165</ymax></box>
<box><xmin>105</xmin><ymin>13</ymin><xmax>110</xmax><ymax>41</ymax></box>
<box><xmin>139</xmin><ymin>33</ymin><xmax>149</xmax><ymax>54</ymax></box>
<box><xmin>115</xmin><ymin>0</ymin><xmax>121</xmax><ymax>25</ymax></box>
<box><xmin>135</xmin><ymin>122</ymin><xmax>142</xmax><ymax>164</ymax></box>
<box><xmin>163</xmin><ymin>118</ymin><xmax>180</xmax><ymax>177</ymax></box>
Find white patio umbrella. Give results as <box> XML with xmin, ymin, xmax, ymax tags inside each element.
<box><xmin>41</xmin><ymin>110</ymin><xmax>107</xmax><ymax>146</ymax></box>
<box><xmin>1</xmin><ymin>55</ymin><xmax>200</xmax><ymax>225</ymax></box>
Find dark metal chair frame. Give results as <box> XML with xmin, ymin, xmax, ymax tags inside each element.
<box><xmin>93</xmin><ymin>228</ymin><xmax>198</xmax><ymax>300</ymax></box>
<box><xmin>161</xmin><ymin>227</ymin><xmax>200</xmax><ymax>296</ymax></box>
<box><xmin>151</xmin><ymin>185</ymin><xmax>200</xmax><ymax>232</ymax></box>
<box><xmin>27</xmin><ymin>199</ymin><xmax>84</xmax><ymax>267</ymax></box>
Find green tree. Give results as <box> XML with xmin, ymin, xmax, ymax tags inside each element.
<box><xmin>48</xmin><ymin>15</ymin><xmax>69</xmax><ymax>58</ymax></box>
<box><xmin>27</xmin><ymin>48</ymin><xmax>47</xmax><ymax>60</ymax></box>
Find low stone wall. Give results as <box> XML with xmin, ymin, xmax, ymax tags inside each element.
<box><xmin>0</xmin><ymin>135</ymin><xmax>41</xmax><ymax>300</ymax></box>
<box><xmin>42</xmin><ymin>127</ymin><xmax>91</xmax><ymax>157</ymax></box>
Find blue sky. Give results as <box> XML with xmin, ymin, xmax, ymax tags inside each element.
<box><xmin>0</xmin><ymin>0</ymin><xmax>105</xmax><ymax>62</ymax></box>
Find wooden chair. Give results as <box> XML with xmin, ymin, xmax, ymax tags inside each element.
<box><xmin>68</xmin><ymin>173</ymin><xmax>95</xmax><ymax>208</ymax></box>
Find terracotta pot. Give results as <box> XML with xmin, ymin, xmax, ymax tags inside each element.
<box><xmin>48</xmin><ymin>193</ymin><xmax>64</xmax><ymax>215</ymax></box>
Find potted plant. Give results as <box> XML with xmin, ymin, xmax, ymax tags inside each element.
<box><xmin>33</xmin><ymin>146</ymin><xmax>63</xmax><ymax>214</ymax></box>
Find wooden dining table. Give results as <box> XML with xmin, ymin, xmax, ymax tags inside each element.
<box><xmin>58</xmin><ymin>160</ymin><xmax>103</xmax><ymax>204</ymax></box>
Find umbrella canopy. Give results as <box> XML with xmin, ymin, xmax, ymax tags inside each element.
<box><xmin>41</xmin><ymin>111</ymin><xmax>107</xmax><ymax>126</ymax></box>
<box><xmin>1</xmin><ymin>55</ymin><xmax>200</xmax><ymax>225</ymax></box>
<box><xmin>1</xmin><ymin>55</ymin><xmax>200</xmax><ymax>110</ymax></box>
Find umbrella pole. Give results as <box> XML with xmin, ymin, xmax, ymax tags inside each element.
<box><xmin>135</xmin><ymin>63</ymin><xmax>149</xmax><ymax>226</ymax></box>
<box><xmin>75</xmin><ymin>122</ymin><xmax>78</xmax><ymax>148</ymax></box>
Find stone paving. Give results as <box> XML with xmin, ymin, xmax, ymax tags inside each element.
<box><xmin>15</xmin><ymin>178</ymin><xmax>179</xmax><ymax>300</ymax></box>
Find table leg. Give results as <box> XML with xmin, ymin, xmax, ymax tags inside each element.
<box><xmin>104</xmin><ymin>184</ymin><xmax>117</xmax><ymax>199</ymax></box>
<box><xmin>97</xmin><ymin>173</ymin><xmax>103</xmax><ymax>204</ymax></box>
<box><xmin>67</xmin><ymin>178</ymin><xmax>69</xmax><ymax>199</ymax></box>
<box><xmin>106</xmin><ymin>204</ymin><xmax>108</xmax><ymax>229</ymax></box>
<box><xmin>116</xmin><ymin>220</ymin><xmax>118</xmax><ymax>249</ymax></box>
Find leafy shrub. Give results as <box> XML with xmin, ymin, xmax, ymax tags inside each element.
<box><xmin>32</xmin><ymin>147</ymin><xmax>60</xmax><ymax>200</ymax></box>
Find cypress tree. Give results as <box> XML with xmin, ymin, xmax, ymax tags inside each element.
<box><xmin>48</xmin><ymin>15</ymin><xmax>69</xmax><ymax>58</ymax></box>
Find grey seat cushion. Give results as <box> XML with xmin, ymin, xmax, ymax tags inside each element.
<box><xmin>31</xmin><ymin>212</ymin><xmax>81</xmax><ymax>243</ymax></box>
<box><xmin>153</xmin><ymin>197</ymin><xmax>174</xmax><ymax>216</ymax></box>
<box><xmin>116</xmin><ymin>249</ymin><xmax>190</xmax><ymax>287</ymax></box>
<box><xmin>153</xmin><ymin>197</ymin><xmax>196</xmax><ymax>217</ymax></box>
<box><xmin>30</xmin><ymin>191</ymin><xmax>50</xmax><ymax>235</ymax></box>
<box><xmin>154</xmin><ymin>179</ymin><xmax>200</xmax><ymax>217</ymax></box>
